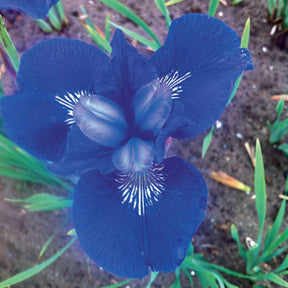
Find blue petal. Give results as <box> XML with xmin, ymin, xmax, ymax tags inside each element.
<box><xmin>73</xmin><ymin>158</ymin><xmax>207</xmax><ymax>278</ymax></box>
<box><xmin>112</xmin><ymin>137</ymin><xmax>154</xmax><ymax>172</ymax></box>
<box><xmin>0</xmin><ymin>92</ymin><xmax>69</xmax><ymax>161</ymax></box>
<box><xmin>49</xmin><ymin>126</ymin><xmax>115</xmax><ymax>176</ymax></box>
<box><xmin>0</xmin><ymin>0</ymin><xmax>59</xmax><ymax>18</ymax></box>
<box><xmin>150</xmin><ymin>14</ymin><xmax>254</xmax><ymax>139</ymax></box>
<box><xmin>0</xmin><ymin>39</ymin><xmax>108</xmax><ymax>161</ymax></box>
<box><xmin>96</xmin><ymin>30</ymin><xmax>158</xmax><ymax>112</ymax></box>
<box><xmin>73</xmin><ymin>95</ymin><xmax>129</xmax><ymax>148</ymax></box>
<box><xmin>133</xmin><ymin>80</ymin><xmax>171</xmax><ymax>136</ymax></box>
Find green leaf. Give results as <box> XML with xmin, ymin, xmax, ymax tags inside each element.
<box><xmin>98</xmin><ymin>0</ymin><xmax>161</xmax><ymax>48</ymax></box>
<box><xmin>269</xmin><ymin>118</ymin><xmax>288</xmax><ymax>144</ymax></box>
<box><xmin>254</xmin><ymin>139</ymin><xmax>266</xmax><ymax>246</ymax></box>
<box><xmin>110</xmin><ymin>21</ymin><xmax>159</xmax><ymax>51</ymax></box>
<box><xmin>208</xmin><ymin>0</ymin><xmax>220</xmax><ymax>16</ymax></box>
<box><xmin>258</xmin><ymin>273</ymin><xmax>288</xmax><ymax>287</ymax></box>
<box><xmin>105</xmin><ymin>13</ymin><xmax>111</xmax><ymax>40</ymax></box>
<box><xmin>166</xmin><ymin>0</ymin><xmax>186</xmax><ymax>5</ymax></box>
<box><xmin>231</xmin><ymin>0</ymin><xmax>244</xmax><ymax>4</ymax></box>
<box><xmin>202</xmin><ymin>125</ymin><xmax>215</xmax><ymax>158</ymax></box>
<box><xmin>154</xmin><ymin>0</ymin><xmax>171</xmax><ymax>30</ymax></box>
<box><xmin>0</xmin><ymin>237</ymin><xmax>76</xmax><ymax>288</ymax></box>
<box><xmin>0</xmin><ymin>15</ymin><xmax>20</xmax><ymax>73</ymax></box>
<box><xmin>35</xmin><ymin>19</ymin><xmax>54</xmax><ymax>33</ymax></box>
<box><xmin>231</xmin><ymin>224</ymin><xmax>247</xmax><ymax>261</ymax></box>
<box><xmin>38</xmin><ymin>233</ymin><xmax>56</xmax><ymax>259</ymax></box>
<box><xmin>276</xmin><ymin>96</ymin><xmax>285</xmax><ymax>118</ymax></box>
<box><xmin>227</xmin><ymin>75</ymin><xmax>242</xmax><ymax>104</ymax></box>
<box><xmin>278</xmin><ymin>143</ymin><xmax>288</xmax><ymax>157</ymax></box>
<box><xmin>145</xmin><ymin>272</ymin><xmax>159</xmax><ymax>288</ymax></box>
<box><xmin>55</xmin><ymin>0</ymin><xmax>68</xmax><ymax>25</ymax></box>
<box><xmin>47</xmin><ymin>6</ymin><xmax>62</xmax><ymax>31</ymax></box>
<box><xmin>6</xmin><ymin>193</ymin><xmax>72</xmax><ymax>212</ymax></box>
<box><xmin>240</xmin><ymin>18</ymin><xmax>250</xmax><ymax>48</ymax></box>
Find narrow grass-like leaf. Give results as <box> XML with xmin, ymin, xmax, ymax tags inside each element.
<box><xmin>55</xmin><ymin>0</ymin><xmax>68</xmax><ymax>25</ymax></box>
<box><xmin>6</xmin><ymin>193</ymin><xmax>72</xmax><ymax>212</ymax></box>
<box><xmin>0</xmin><ymin>237</ymin><xmax>76</xmax><ymax>288</ymax></box>
<box><xmin>276</xmin><ymin>96</ymin><xmax>285</xmax><ymax>118</ymax></box>
<box><xmin>105</xmin><ymin>13</ymin><xmax>111</xmax><ymax>41</ymax></box>
<box><xmin>279</xmin><ymin>143</ymin><xmax>288</xmax><ymax>157</ymax></box>
<box><xmin>98</xmin><ymin>0</ymin><xmax>161</xmax><ymax>48</ymax></box>
<box><xmin>258</xmin><ymin>273</ymin><xmax>288</xmax><ymax>287</ymax></box>
<box><xmin>38</xmin><ymin>233</ymin><xmax>56</xmax><ymax>259</ymax></box>
<box><xmin>166</xmin><ymin>0</ymin><xmax>186</xmax><ymax>5</ymax></box>
<box><xmin>47</xmin><ymin>6</ymin><xmax>61</xmax><ymax>31</ymax></box>
<box><xmin>35</xmin><ymin>19</ymin><xmax>54</xmax><ymax>33</ymax></box>
<box><xmin>254</xmin><ymin>139</ymin><xmax>266</xmax><ymax>247</ymax></box>
<box><xmin>84</xmin><ymin>24</ymin><xmax>112</xmax><ymax>54</ymax></box>
<box><xmin>145</xmin><ymin>272</ymin><xmax>159</xmax><ymax>288</ymax></box>
<box><xmin>110</xmin><ymin>21</ymin><xmax>159</xmax><ymax>51</ymax></box>
<box><xmin>154</xmin><ymin>0</ymin><xmax>171</xmax><ymax>30</ymax></box>
<box><xmin>269</xmin><ymin>118</ymin><xmax>288</xmax><ymax>144</ymax></box>
<box><xmin>231</xmin><ymin>224</ymin><xmax>247</xmax><ymax>261</ymax></box>
<box><xmin>241</xmin><ymin>17</ymin><xmax>250</xmax><ymax>48</ymax></box>
<box><xmin>275</xmin><ymin>254</ymin><xmax>288</xmax><ymax>272</ymax></box>
<box><xmin>231</xmin><ymin>0</ymin><xmax>244</xmax><ymax>4</ymax></box>
<box><xmin>0</xmin><ymin>80</ymin><xmax>4</xmax><ymax>97</ymax></box>
<box><xmin>0</xmin><ymin>15</ymin><xmax>20</xmax><ymax>73</ymax></box>
<box><xmin>202</xmin><ymin>125</ymin><xmax>215</xmax><ymax>158</ymax></box>
<box><xmin>227</xmin><ymin>76</ymin><xmax>242</xmax><ymax>105</ymax></box>
<box><xmin>208</xmin><ymin>0</ymin><xmax>220</xmax><ymax>16</ymax></box>
<box><xmin>101</xmin><ymin>280</ymin><xmax>132</xmax><ymax>288</ymax></box>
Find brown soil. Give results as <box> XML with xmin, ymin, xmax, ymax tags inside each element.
<box><xmin>0</xmin><ymin>0</ymin><xmax>288</xmax><ymax>287</ymax></box>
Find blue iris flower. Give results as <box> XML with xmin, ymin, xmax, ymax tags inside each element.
<box><xmin>0</xmin><ymin>14</ymin><xmax>253</xmax><ymax>278</ymax></box>
<box><xmin>0</xmin><ymin>0</ymin><xmax>59</xmax><ymax>18</ymax></box>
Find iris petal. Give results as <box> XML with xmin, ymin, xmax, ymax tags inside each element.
<box><xmin>150</xmin><ymin>14</ymin><xmax>253</xmax><ymax>139</ymax></box>
<box><xmin>73</xmin><ymin>157</ymin><xmax>207</xmax><ymax>278</ymax></box>
<box><xmin>0</xmin><ymin>0</ymin><xmax>59</xmax><ymax>19</ymax></box>
<box><xmin>73</xmin><ymin>95</ymin><xmax>129</xmax><ymax>148</ymax></box>
<box><xmin>49</xmin><ymin>126</ymin><xmax>114</xmax><ymax>176</ymax></box>
<box><xmin>96</xmin><ymin>30</ymin><xmax>158</xmax><ymax>111</ymax></box>
<box><xmin>112</xmin><ymin>137</ymin><xmax>154</xmax><ymax>172</ymax></box>
<box><xmin>0</xmin><ymin>92</ymin><xmax>68</xmax><ymax>161</ymax></box>
<box><xmin>0</xmin><ymin>38</ymin><xmax>108</xmax><ymax>161</ymax></box>
<box><xmin>133</xmin><ymin>80</ymin><xmax>171</xmax><ymax>136</ymax></box>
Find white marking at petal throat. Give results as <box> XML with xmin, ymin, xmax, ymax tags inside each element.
<box><xmin>55</xmin><ymin>90</ymin><xmax>88</xmax><ymax>125</ymax></box>
<box><xmin>159</xmin><ymin>70</ymin><xmax>192</xmax><ymax>99</ymax></box>
<box><xmin>116</xmin><ymin>163</ymin><xmax>166</xmax><ymax>216</ymax></box>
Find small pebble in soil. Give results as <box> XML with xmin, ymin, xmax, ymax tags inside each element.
<box><xmin>262</xmin><ymin>46</ymin><xmax>268</xmax><ymax>53</ymax></box>
<box><xmin>215</xmin><ymin>120</ymin><xmax>222</xmax><ymax>129</ymax></box>
<box><xmin>223</xmin><ymin>144</ymin><xmax>227</xmax><ymax>149</ymax></box>
<box><xmin>236</xmin><ymin>133</ymin><xmax>243</xmax><ymax>139</ymax></box>
<box><xmin>190</xmin><ymin>271</ymin><xmax>196</xmax><ymax>276</ymax></box>
<box><xmin>269</xmin><ymin>65</ymin><xmax>274</xmax><ymax>71</ymax></box>
<box><xmin>218</xmin><ymin>11</ymin><xmax>223</xmax><ymax>17</ymax></box>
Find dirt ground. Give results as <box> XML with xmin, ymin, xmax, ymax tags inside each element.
<box><xmin>0</xmin><ymin>0</ymin><xmax>288</xmax><ymax>287</ymax></box>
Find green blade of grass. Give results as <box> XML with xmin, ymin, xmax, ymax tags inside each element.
<box><xmin>145</xmin><ymin>272</ymin><xmax>159</xmax><ymax>288</ymax></box>
<box><xmin>98</xmin><ymin>0</ymin><xmax>161</xmax><ymax>48</ymax></box>
<box><xmin>38</xmin><ymin>233</ymin><xmax>56</xmax><ymax>259</ymax></box>
<box><xmin>231</xmin><ymin>0</ymin><xmax>244</xmax><ymax>4</ymax></box>
<box><xmin>258</xmin><ymin>273</ymin><xmax>288</xmax><ymax>287</ymax></box>
<box><xmin>55</xmin><ymin>0</ymin><xmax>68</xmax><ymax>25</ymax></box>
<box><xmin>154</xmin><ymin>0</ymin><xmax>171</xmax><ymax>30</ymax></box>
<box><xmin>275</xmin><ymin>96</ymin><xmax>285</xmax><ymax>118</ymax></box>
<box><xmin>274</xmin><ymin>254</ymin><xmax>288</xmax><ymax>273</ymax></box>
<box><xmin>0</xmin><ymin>15</ymin><xmax>20</xmax><ymax>73</ymax></box>
<box><xmin>202</xmin><ymin>125</ymin><xmax>215</xmax><ymax>158</ymax></box>
<box><xmin>6</xmin><ymin>193</ymin><xmax>72</xmax><ymax>212</ymax></box>
<box><xmin>0</xmin><ymin>80</ymin><xmax>4</xmax><ymax>97</ymax></box>
<box><xmin>208</xmin><ymin>0</ymin><xmax>220</xmax><ymax>16</ymax></box>
<box><xmin>254</xmin><ymin>139</ymin><xmax>266</xmax><ymax>248</ymax></box>
<box><xmin>105</xmin><ymin>13</ymin><xmax>111</xmax><ymax>40</ymax></box>
<box><xmin>231</xmin><ymin>224</ymin><xmax>247</xmax><ymax>261</ymax></box>
<box><xmin>0</xmin><ymin>237</ymin><xmax>76</xmax><ymax>288</ymax></box>
<box><xmin>47</xmin><ymin>6</ymin><xmax>62</xmax><ymax>30</ymax></box>
<box><xmin>166</xmin><ymin>0</ymin><xmax>186</xmax><ymax>6</ymax></box>
<box><xmin>110</xmin><ymin>21</ymin><xmax>159</xmax><ymax>51</ymax></box>
<box><xmin>35</xmin><ymin>19</ymin><xmax>54</xmax><ymax>33</ymax></box>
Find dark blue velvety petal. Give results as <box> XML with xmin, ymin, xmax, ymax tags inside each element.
<box><xmin>0</xmin><ymin>92</ymin><xmax>69</xmax><ymax>161</ymax></box>
<box><xmin>73</xmin><ymin>95</ymin><xmax>129</xmax><ymax>148</ymax></box>
<box><xmin>112</xmin><ymin>137</ymin><xmax>154</xmax><ymax>172</ymax></box>
<box><xmin>96</xmin><ymin>30</ymin><xmax>158</xmax><ymax>114</ymax></box>
<box><xmin>49</xmin><ymin>126</ymin><xmax>115</xmax><ymax>176</ymax></box>
<box><xmin>0</xmin><ymin>38</ymin><xmax>108</xmax><ymax>161</ymax></box>
<box><xmin>150</xmin><ymin>14</ymin><xmax>253</xmax><ymax>139</ymax></box>
<box><xmin>73</xmin><ymin>157</ymin><xmax>207</xmax><ymax>278</ymax></box>
<box><xmin>0</xmin><ymin>0</ymin><xmax>59</xmax><ymax>19</ymax></box>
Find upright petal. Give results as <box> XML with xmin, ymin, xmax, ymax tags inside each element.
<box><xmin>0</xmin><ymin>0</ymin><xmax>59</xmax><ymax>18</ymax></box>
<box><xmin>73</xmin><ymin>158</ymin><xmax>207</xmax><ymax>278</ymax></box>
<box><xmin>96</xmin><ymin>30</ymin><xmax>158</xmax><ymax>113</ymax></box>
<box><xmin>150</xmin><ymin>14</ymin><xmax>253</xmax><ymax>139</ymax></box>
<box><xmin>49</xmin><ymin>126</ymin><xmax>115</xmax><ymax>176</ymax></box>
<box><xmin>0</xmin><ymin>39</ymin><xmax>108</xmax><ymax>161</ymax></box>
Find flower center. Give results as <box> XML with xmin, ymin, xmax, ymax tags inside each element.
<box><xmin>116</xmin><ymin>162</ymin><xmax>166</xmax><ymax>216</ymax></box>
